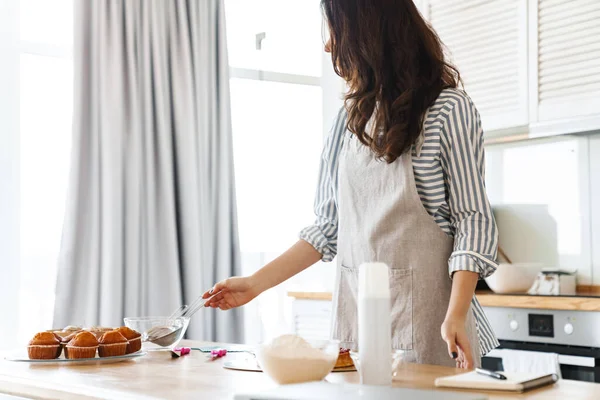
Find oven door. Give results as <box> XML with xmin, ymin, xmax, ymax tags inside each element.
<box><xmin>483</xmin><ymin>341</ymin><xmax>600</xmax><ymax>383</ymax></box>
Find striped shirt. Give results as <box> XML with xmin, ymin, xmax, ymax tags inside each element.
<box><xmin>299</xmin><ymin>88</ymin><xmax>500</xmax><ymax>356</ymax></box>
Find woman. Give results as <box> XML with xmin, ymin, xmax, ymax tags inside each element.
<box><xmin>203</xmin><ymin>0</ymin><xmax>499</xmax><ymax>369</ymax></box>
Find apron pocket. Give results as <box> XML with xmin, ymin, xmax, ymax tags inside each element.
<box><xmin>389</xmin><ymin>269</ymin><xmax>413</xmax><ymax>350</ymax></box>
<box><xmin>332</xmin><ymin>265</ymin><xmax>359</xmax><ymax>344</ymax></box>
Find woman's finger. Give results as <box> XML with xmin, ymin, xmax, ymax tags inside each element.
<box><xmin>209</xmin><ymin>298</ymin><xmax>226</xmax><ymax>308</ymax></box>
<box><xmin>456</xmin><ymin>333</ymin><xmax>474</xmax><ymax>369</ymax></box>
<box><xmin>218</xmin><ymin>301</ymin><xmax>231</xmax><ymax>311</ymax></box>
<box><xmin>458</xmin><ymin>346</ymin><xmax>469</xmax><ymax>369</ymax></box>
<box><xmin>204</xmin><ymin>292</ymin><xmax>225</xmax><ymax>307</ymax></box>
<box><xmin>441</xmin><ymin>331</ymin><xmax>458</xmax><ymax>361</ymax></box>
<box><xmin>202</xmin><ymin>280</ymin><xmax>227</xmax><ymax>299</ymax></box>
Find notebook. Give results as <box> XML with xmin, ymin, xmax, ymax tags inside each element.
<box><xmin>435</xmin><ymin>371</ymin><xmax>559</xmax><ymax>393</ymax></box>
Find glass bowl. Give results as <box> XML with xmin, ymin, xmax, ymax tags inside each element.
<box><xmin>123</xmin><ymin>316</ymin><xmax>190</xmax><ymax>350</ymax></box>
<box><xmin>350</xmin><ymin>349</ymin><xmax>413</xmax><ymax>378</ymax></box>
<box><xmin>256</xmin><ymin>338</ymin><xmax>340</xmax><ymax>384</ymax></box>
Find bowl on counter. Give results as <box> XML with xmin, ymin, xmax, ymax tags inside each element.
<box><xmin>484</xmin><ymin>262</ymin><xmax>544</xmax><ymax>294</ymax></box>
<box><xmin>255</xmin><ymin>338</ymin><xmax>340</xmax><ymax>384</ymax></box>
<box><xmin>350</xmin><ymin>350</ymin><xmax>414</xmax><ymax>379</ymax></box>
<box><xmin>123</xmin><ymin>316</ymin><xmax>190</xmax><ymax>350</ymax></box>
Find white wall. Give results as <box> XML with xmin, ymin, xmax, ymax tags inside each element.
<box><xmin>590</xmin><ymin>134</ymin><xmax>600</xmax><ymax>286</ymax></box>
<box><xmin>486</xmin><ymin>133</ymin><xmax>600</xmax><ymax>285</ymax></box>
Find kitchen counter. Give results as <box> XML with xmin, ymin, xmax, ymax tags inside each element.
<box><xmin>288</xmin><ymin>291</ymin><xmax>333</xmax><ymax>301</ymax></box>
<box><xmin>288</xmin><ymin>289</ymin><xmax>600</xmax><ymax>311</ymax></box>
<box><xmin>1</xmin><ymin>340</ymin><xmax>599</xmax><ymax>399</ymax></box>
<box><xmin>475</xmin><ymin>291</ymin><xmax>600</xmax><ymax>311</ymax></box>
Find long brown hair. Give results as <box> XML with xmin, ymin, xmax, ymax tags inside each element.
<box><xmin>321</xmin><ymin>0</ymin><xmax>461</xmax><ymax>163</ymax></box>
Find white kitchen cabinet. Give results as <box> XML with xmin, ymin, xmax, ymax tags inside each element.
<box><xmin>291</xmin><ymin>299</ymin><xmax>332</xmax><ymax>340</ymax></box>
<box><xmin>421</xmin><ymin>0</ymin><xmax>600</xmax><ymax>139</ymax></box>
<box><xmin>423</xmin><ymin>0</ymin><xmax>529</xmax><ymax>132</ymax></box>
<box><xmin>533</xmin><ymin>0</ymin><xmax>600</xmax><ymax>123</ymax></box>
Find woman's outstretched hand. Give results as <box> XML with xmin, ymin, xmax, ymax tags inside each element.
<box><xmin>202</xmin><ymin>276</ymin><xmax>260</xmax><ymax>310</ymax></box>
<box><xmin>202</xmin><ymin>240</ymin><xmax>323</xmax><ymax>311</ymax></box>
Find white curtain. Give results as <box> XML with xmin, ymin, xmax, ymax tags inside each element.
<box><xmin>53</xmin><ymin>0</ymin><xmax>242</xmax><ymax>342</ymax></box>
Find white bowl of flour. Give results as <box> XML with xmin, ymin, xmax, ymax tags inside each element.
<box><xmin>256</xmin><ymin>335</ymin><xmax>340</xmax><ymax>384</ymax></box>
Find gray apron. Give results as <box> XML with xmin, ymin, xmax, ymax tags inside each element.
<box><xmin>331</xmin><ymin>132</ymin><xmax>480</xmax><ymax>367</ymax></box>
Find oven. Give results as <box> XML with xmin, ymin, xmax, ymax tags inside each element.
<box><xmin>482</xmin><ymin>307</ymin><xmax>600</xmax><ymax>383</ymax></box>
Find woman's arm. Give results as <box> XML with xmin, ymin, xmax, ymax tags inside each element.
<box><xmin>203</xmin><ymin>109</ymin><xmax>347</xmax><ymax>309</ymax></box>
<box><xmin>252</xmin><ymin>240</ymin><xmax>322</xmax><ymax>293</ymax></box>
<box><xmin>203</xmin><ymin>240</ymin><xmax>321</xmax><ymax>309</ymax></box>
<box><xmin>438</xmin><ymin>92</ymin><xmax>499</xmax><ymax>368</ymax></box>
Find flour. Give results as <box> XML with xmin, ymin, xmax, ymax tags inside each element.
<box><xmin>257</xmin><ymin>335</ymin><xmax>338</xmax><ymax>384</ymax></box>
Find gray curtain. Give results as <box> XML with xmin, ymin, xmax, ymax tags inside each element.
<box><xmin>53</xmin><ymin>0</ymin><xmax>242</xmax><ymax>343</ymax></box>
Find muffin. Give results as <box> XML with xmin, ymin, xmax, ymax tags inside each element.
<box><xmin>28</xmin><ymin>332</ymin><xmax>62</xmax><ymax>360</ymax></box>
<box><xmin>64</xmin><ymin>331</ymin><xmax>99</xmax><ymax>359</ymax></box>
<box><xmin>47</xmin><ymin>325</ymin><xmax>82</xmax><ymax>341</ymax></box>
<box><xmin>98</xmin><ymin>330</ymin><xmax>128</xmax><ymax>357</ymax></box>
<box><xmin>87</xmin><ymin>326</ymin><xmax>114</xmax><ymax>340</ymax></box>
<box><xmin>335</xmin><ymin>348</ymin><xmax>354</xmax><ymax>368</ymax></box>
<box><xmin>116</xmin><ymin>326</ymin><xmax>142</xmax><ymax>354</ymax></box>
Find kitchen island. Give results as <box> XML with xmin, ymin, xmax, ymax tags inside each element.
<box><xmin>1</xmin><ymin>340</ymin><xmax>599</xmax><ymax>399</ymax></box>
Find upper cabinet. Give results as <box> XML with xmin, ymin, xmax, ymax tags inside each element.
<box><xmin>425</xmin><ymin>0</ymin><xmax>528</xmax><ymax>132</ymax></box>
<box><xmin>534</xmin><ymin>0</ymin><xmax>600</xmax><ymax>123</ymax></box>
<box><xmin>421</xmin><ymin>0</ymin><xmax>600</xmax><ymax>139</ymax></box>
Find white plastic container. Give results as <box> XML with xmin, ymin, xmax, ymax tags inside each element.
<box><xmin>358</xmin><ymin>262</ymin><xmax>392</xmax><ymax>386</ymax></box>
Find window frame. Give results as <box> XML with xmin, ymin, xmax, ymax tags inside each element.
<box><xmin>0</xmin><ymin>0</ymin><xmax>21</xmax><ymax>348</ymax></box>
<box><xmin>225</xmin><ymin>7</ymin><xmax>344</xmax><ymax>344</ymax></box>
<box><xmin>0</xmin><ymin>0</ymin><xmax>73</xmax><ymax>347</ymax></box>
<box><xmin>229</xmin><ymin>60</ymin><xmax>344</xmax><ymax>140</ymax></box>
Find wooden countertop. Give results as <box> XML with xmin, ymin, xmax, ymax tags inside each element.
<box><xmin>288</xmin><ymin>289</ymin><xmax>600</xmax><ymax>311</ymax></box>
<box><xmin>1</xmin><ymin>340</ymin><xmax>599</xmax><ymax>399</ymax></box>
<box><xmin>475</xmin><ymin>291</ymin><xmax>600</xmax><ymax>311</ymax></box>
<box><xmin>288</xmin><ymin>291</ymin><xmax>333</xmax><ymax>301</ymax></box>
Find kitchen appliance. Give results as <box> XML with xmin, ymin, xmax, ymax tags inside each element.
<box><xmin>482</xmin><ymin>307</ymin><xmax>600</xmax><ymax>382</ymax></box>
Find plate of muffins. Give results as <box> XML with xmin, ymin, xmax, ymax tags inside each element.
<box><xmin>5</xmin><ymin>325</ymin><xmax>146</xmax><ymax>365</ymax></box>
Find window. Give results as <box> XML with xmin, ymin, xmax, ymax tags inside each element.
<box><xmin>0</xmin><ymin>0</ymin><xmax>341</xmax><ymax>346</ymax></box>
<box><xmin>225</xmin><ymin>0</ymin><xmax>342</xmax><ymax>342</ymax></box>
<box><xmin>0</xmin><ymin>0</ymin><xmax>74</xmax><ymax>348</ymax></box>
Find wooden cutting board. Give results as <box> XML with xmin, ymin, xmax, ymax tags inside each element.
<box><xmin>223</xmin><ymin>358</ymin><xmax>356</xmax><ymax>373</ymax></box>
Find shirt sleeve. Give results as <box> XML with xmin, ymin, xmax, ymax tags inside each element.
<box><xmin>298</xmin><ymin>108</ymin><xmax>346</xmax><ymax>262</ymax></box>
<box><xmin>439</xmin><ymin>92</ymin><xmax>499</xmax><ymax>279</ymax></box>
